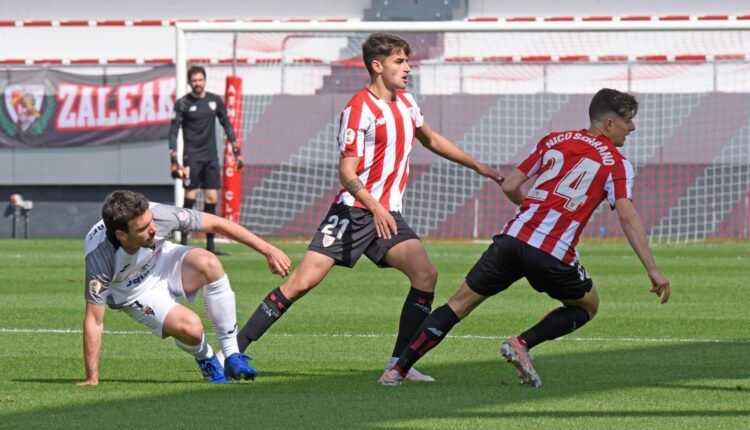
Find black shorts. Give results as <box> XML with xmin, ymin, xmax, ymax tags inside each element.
<box><xmin>183</xmin><ymin>157</ymin><xmax>221</xmax><ymax>190</ymax></box>
<box><xmin>465</xmin><ymin>234</ymin><xmax>593</xmax><ymax>301</ymax></box>
<box><xmin>308</xmin><ymin>203</ymin><xmax>420</xmax><ymax>268</ymax></box>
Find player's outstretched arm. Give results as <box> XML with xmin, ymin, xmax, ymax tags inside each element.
<box><xmin>199</xmin><ymin>212</ymin><xmax>291</xmax><ymax>277</ymax></box>
<box><xmin>501</xmin><ymin>168</ymin><xmax>529</xmax><ymax>206</ymax></box>
<box><xmin>167</xmin><ymin>100</ymin><xmax>183</xmax><ymax>155</ymax></box>
<box><xmin>415</xmin><ymin>123</ymin><xmax>504</xmax><ymax>186</ymax></box>
<box><xmin>615</xmin><ymin>198</ymin><xmax>671</xmax><ymax>304</ymax></box>
<box><xmin>339</xmin><ymin>156</ymin><xmax>397</xmax><ymax>239</ymax></box>
<box><xmin>79</xmin><ymin>302</ymin><xmax>105</xmax><ymax>386</ymax></box>
<box><xmin>168</xmin><ymin>100</ymin><xmax>185</xmax><ymax>179</ymax></box>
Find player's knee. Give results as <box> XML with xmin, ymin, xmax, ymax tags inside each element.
<box><xmin>196</xmin><ymin>251</ymin><xmax>225</xmax><ymax>282</ymax></box>
<box><xmin>584</xmin><ymin>294</ymin><xmax>599</xmax><ymax>319</ymax></box>
<box><xmin>414</xmin><ymin>264</ymin><xmax>438</xmax><ymax>291</ymax></box>
<box><xmin>282</xmin><ymin>274</ymin><xmax>317</xmax><ymax>299</ymax></box>
<box><xmin>179</xmin><ymin>313</ymin><xmax>204</xmax><ymax>343</ymax></box>
<box><xmin>586</xmin><ymin>303</ymin><xmax>598</xmax><ymax>319</ymax></box>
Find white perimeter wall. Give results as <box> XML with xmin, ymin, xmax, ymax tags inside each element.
<box><xmin>0</xmin><ymin>0</ymin><xmax>370</xmax><ymax>60</ymax></box>
<box><xmin>469</xmin><ymin>0</ymin><xmax>750</xmax><ymax>16</ymax></box>
<box><xmin>0</xmin><ymin>0</ymin><xmax>371</xmax><ymax>20</ymax></box>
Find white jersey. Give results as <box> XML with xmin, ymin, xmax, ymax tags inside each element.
<box><xmin>335</xmin><ymin>88</ymin><xmax>424</xmax><ymax>212</ymax></box>
<box><xmin>84</xmin><ymin>203</ymin><xmax>202</xmax><ymax>306</ymax></box>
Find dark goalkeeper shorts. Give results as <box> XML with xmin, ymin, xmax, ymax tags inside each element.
<box><xmin>308</xmin><ymin>203</ymin><xmax>419</xmax><ymax>268</ymax></box>
<box><xmin>465</xmin><ymin>234</ymin><xmax>593</xmax><ymax>301</ymax></box>
<box><xmin>183</xmin><ymin>157</ymin><xmax>221</xmax><ymax>190</ymax></box>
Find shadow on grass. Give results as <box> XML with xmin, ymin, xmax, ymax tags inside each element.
<box><xmin>4</xmin><ymin>341</ymin><xmax>749</xmax><ymax>429</ymax></box>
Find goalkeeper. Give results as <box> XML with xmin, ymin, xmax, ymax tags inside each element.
<box><xmin>168</xmin><ymin>65</ymin><xmax>242</xmax><ymax>255</ymax></box>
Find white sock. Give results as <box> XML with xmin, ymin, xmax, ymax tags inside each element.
<box><xmin>203</xmin><ymin>275</ymin><xmax>239</xmax><ymax>358</ymax></box>
<box><xmin>174</xmin><ymin>333</ymin><xmax>213</xmax><ymax>361</ymax></box>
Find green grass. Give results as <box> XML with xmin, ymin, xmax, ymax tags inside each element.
<box><xmin>0</xmin><ymin>238</ymin><xmax>748</xmax><ymax>429</ymax></box>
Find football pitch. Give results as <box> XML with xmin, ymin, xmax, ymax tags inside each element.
<box><xmin>1</xmin><ymin>238</ymin><xmax>748</xmax><ymax>429</ymax></box>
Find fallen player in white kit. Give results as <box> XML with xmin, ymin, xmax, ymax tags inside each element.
<box><xmin>79</xmin><ymin>190</ymin><xmax>291</xmax><ymax>385</ymax></box>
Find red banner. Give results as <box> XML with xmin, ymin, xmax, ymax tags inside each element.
<box><xmin>221</xmin><ymin>76</ymin><xmax>243</xmax><ymax>223</ymax></box>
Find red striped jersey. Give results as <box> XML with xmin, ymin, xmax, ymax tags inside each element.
<box><xmin>501</xmin><ymin>129</ymin><xmax>634</xmax><ymax>264</ymax></box>
<box><xmin>334</xmin><ymin>88</ymin><xmax>424</xmax><ymax>212</ymax></box>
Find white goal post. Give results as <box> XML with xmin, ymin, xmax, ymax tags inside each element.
<box><xmin>174</xmin><ymin>19</ymin><xmax>750</xmax><ymax>242</ymax></box>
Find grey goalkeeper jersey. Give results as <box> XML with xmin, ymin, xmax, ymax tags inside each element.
<box><xmin>84</xmin><ymin>203</ymin><xmax>202</xmax><ymax>307</ymax></box>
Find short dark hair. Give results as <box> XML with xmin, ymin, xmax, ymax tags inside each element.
<box><xmin>102</xmin><ymin>190</ymin><xmax>149</xmax><ymax>234</ymax></box>
<box><xmin>589</xmin><ymin>88</ymin><xmax>639</xmax><ymax>123</ymax></box>
<box><xmin>362</xmin><ymin>33</ymin><xmax>411</xmax><ymax>75</ymax></box>
<box><xmin>187</xmin><ymin>65</ymin><xmax>206</xmax><ymax>81</ymax></box>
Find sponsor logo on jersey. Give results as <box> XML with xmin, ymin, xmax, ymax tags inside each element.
<box><xmin>376</xmin><ymin>117</ymin><xmax>386</xmax><ymax>126</ymax></box>
<box><xmin>125</xmin><ymin>264</ymin><xmax>152</xmax><ymax>288</ymax></box>
<box><xmin>87</xmin><ymin>223</ymin><xmax>105</xmax><ymax>241</ymax></box>
<box><xmin>322</xmin><ymin>234</ymin><xmax>335</xmax><ymax>248</ymax></box>
<box><xmin>208</xmin><ymin>101</ymin><xmax>216</xmax><ymax>111</ymax></box>
<box><xmin>344</xmin><ymin>128</ymin><xmax>356</xmax><ymax>145</ymax></box>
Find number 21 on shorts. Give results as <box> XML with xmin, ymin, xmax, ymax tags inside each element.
<box><xmin>321</xmin><ymin>215</ymin><xmax>350</xmax><ymax>240</ymax></box>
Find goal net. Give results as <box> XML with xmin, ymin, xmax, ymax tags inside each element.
<box><xmin>177</xmin><ymin>20</ymin><xmax>750</xmax><ymax>243</ymax></box>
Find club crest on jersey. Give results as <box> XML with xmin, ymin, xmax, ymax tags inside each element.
<box><xmin>189</xmin><ymin>105</ymin><xmax>197</xmax><ymax>112</ymax></box>
<box><xmin>344</xmin><ymin>128</ymin><xmax>356</xmax><ymax>145</ymax></box>
<box><xmin>208</xmin><ymin>101</ymin><xmax>216</xmax><ymax>111</ymax></box>
<box><xmin>409</xmin><ymin>107</ymin><xmax>420</xmax><ymax>121</ymax></box>
<box><xmin>322</xmin><ymin>234</ymin><xmax>335</xmax><ymax>248</ymax></box>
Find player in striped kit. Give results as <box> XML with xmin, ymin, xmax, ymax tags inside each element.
<box><xmin>236</xmin><ymin>33</ymin><xmax>503</xmax><ymax>381</ymax></box>
<box><xmin>380</xmin><ymin>88</ymin><xmax>671</xmax><ymax>387</ymax></box>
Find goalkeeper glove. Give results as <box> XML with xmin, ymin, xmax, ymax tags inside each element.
<box><xmin>232</xmin><ymin>145</ymin><xmax>244</xmax><ymax>170</ymax></box>
<box><xmin>170</xmin><ymin>163</ymin><xmax>183</xmax><ymax>180</ymax></box>
<box><xmin>170</xmin><ymin>151</ymin><xmax>184</xmax><ymax>179</ymax></box>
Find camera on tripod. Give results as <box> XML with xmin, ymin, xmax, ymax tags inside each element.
<box><xmin>8</xmin><ymin>194</ymin><xmax>33</xmax><ymax>238</ymax></box>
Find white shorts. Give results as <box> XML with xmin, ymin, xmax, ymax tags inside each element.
<box><xmin>121</xmin><ymin>242</ymin><xmax>196</xmax><ymax>338</ymax></box>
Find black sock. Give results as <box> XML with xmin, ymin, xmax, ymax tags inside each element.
<box><xmin>204</xmin><ymin>203</ymin><xmax>217</xmax><ymax>250</ymax></box>
<box><xmin>393</xmin><ymin>304</ymin><xmax>460</xmax><ymax>375</ymax></box>
<box><xmin>520</xmin><ymin>305</ymin><xmax>590</xmax><ymax>349</ymax></box>
<box><xmin>237</xmin><ymin>287</ymin><xmax>292</xmax><ymax>352</ymax></box>
<box><xmin>181</xmin><ymin>198</ymin><xmax>196</xmax><ymax>245</ymax></box>
<box><xmin>391</xmin><ymin>287</ymin><xmax>435</xmax><ymax>357</ymax></box>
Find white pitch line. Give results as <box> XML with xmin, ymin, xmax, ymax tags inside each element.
<box><xmin>1</xmin><ymin>328</ymin><xmax>748</xmax><ymax>344</ymax></box>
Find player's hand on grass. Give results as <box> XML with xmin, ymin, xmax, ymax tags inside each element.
<box><xmin>372</xmin><ymin>204</ymin><xmax>397</xmax><ymax>239</ymax></box>
<box><xmin>264</xmin><ymin>245</ymin><xmax>292</xmax><ymax>277</ymax></box>
<box><xmin>648</xmin><ymin>269</ymin><xmax>670</xmax><ymax>304</ymax></box>
<box><xmin>476</xmin><ymin>163</ymin><xmax>504</xmax><ymax>186</ymax></box>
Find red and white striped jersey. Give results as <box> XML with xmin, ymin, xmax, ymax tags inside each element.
<box><xmin>334</xmin><ymin>88</ymin><xmax>424</xmax><ymax>212</ymax></box>
<box><xmin>501</xmin><ymin>129</ymin><xmax>634</xmax><ymax>265</ymax></box>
